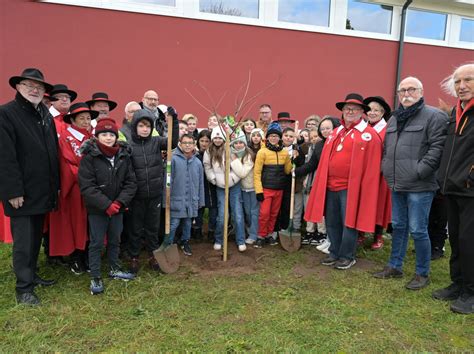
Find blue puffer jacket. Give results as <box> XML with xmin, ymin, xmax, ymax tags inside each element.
<box><xmin>170</xmin><ymin>147</ymin><xmax>205</xmax><ymax>218</ymax></box>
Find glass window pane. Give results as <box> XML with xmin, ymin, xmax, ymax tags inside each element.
<box><xmin>278</xmin><ymin>0</ymin><xmax>330</xmax><ymax>27</ymax></box>
<box><xmin>118</xmin><ymin>0</ymin><xmax>175</xmax><ymax>6</ymax></box>
<box><xmin>406</xmin><ymin>9</ymin><xmax>446</xmax><ymax>40</ymax></box>
<box><xmin>346</xmin><ymin>0</ymin><xmax>392</xmax><ymax>34</ymax></box>
<box><xmin>460</xmin><ymin>18</ymin><xmax>474</xmax><ymax>43</ymax></box>
<box><xmin>199</xmin><ymin>0</ymin><xmax>259</xmax><ymax>18</ymax></box>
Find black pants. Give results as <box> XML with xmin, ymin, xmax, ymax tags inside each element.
<box><xmin>127</xmin><ymin>197</ymin><xmax>161</xmax><ymax>257</ymax></box>
<box><xmin>428</xmin><ymin>192</ymin><xmax>448</xmax><ymax>250</ymax></box>
<box><xmin>446</xmin><ymin>195</ymin><xmax>474</xmax><ymax>294</ymax></box>
<box><xmin>10</xmin><ymin>214</ymin><xmax>45</xmax><ymax>294</ymax></box>
<box><xmin>88</xmin><ymin>214</ymin><xmax>123</xmax><ymax>278</ymax></box>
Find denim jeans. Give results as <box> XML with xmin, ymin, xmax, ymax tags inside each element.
<box><xmin>388</xmin><ymin>191</ymin><xmax>435</xmax><ymax>277</ymax></box>
<box><xmin>242</xmin><ymin>190</ymin><xmax>260</xmax><ymax>241</ymax></box>
<box><xmin>215</xmin><ymin>183</ymin><xmax>245</xmax><ymax>245</ymax></box>
<box><xmin>194</xmin><ymin>207</ymin><xmax>217</xmax><ymax>231</ymax></box>
<box><xmin>324</xmin><ymin>189</ymin><xmax>358</xmax><ymax>261</ymax></box>
<box><xmin>169</xmin><ymin>217</ymin><xmax>192</xmax><ymax>244</ymax></box>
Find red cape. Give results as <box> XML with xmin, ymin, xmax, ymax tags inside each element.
<box><xmin>304</xmin><ymin>119</ymin><xmax>382</xmax><ymax>233</ymax></box>
<box><xmin>49</xmin><ymin>126</ymin><xmax>90</xmax><ymax>256</ymax></box>
<box><xmin>0</xmin><ymin>204</ymin><xmax>12</xmax><ymax>243</ymax></box>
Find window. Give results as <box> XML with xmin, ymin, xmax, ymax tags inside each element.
<box><xmin>116</xmin><ymin>0</ymin><xmax>175</xmax><ymax>6</ymax></box>
<box><xmin>406</xmin><ymin>9</ymin><xmax>447</xmax><ymax>41</ymax></box>
<box><xmin>460</xmin><ymin>18</ymin><xmax>474</xmax><ymax>43</ymax></box>
<box><xmin>346</xmin><ymin>0</ymin><xmax>392</xmax><ymax>34</ymax></box>
<box><xmin>199</xmin><ymin>0</ymin><xmax>259</xmax><ymax>18</ymax></box>
<box><xmin>278</xmin><ymin>0</ymin><xmax>330</xmax><ymax>27</ymax></box>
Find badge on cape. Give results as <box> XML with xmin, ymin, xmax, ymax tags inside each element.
<box><xmin>361</xmin><ymin>132</ymin><xmax>372</xmax><ymax>141</ymax></box>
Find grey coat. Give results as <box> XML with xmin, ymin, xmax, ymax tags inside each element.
<box><xmin>382</xmin><ymin>103</ymin><xmax>448</xmax><ymax>192</ymax></box>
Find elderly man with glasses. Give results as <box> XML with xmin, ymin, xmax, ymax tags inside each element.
<box><xmin>141</xmin><ymin>90</ymin><xmax>168</xmax><ymax>136</ymax></box>
<box><xmin>374</xmin><ymin>76</ymin><xmax>448</xmax><ymax>291</ymax></box>
<box><xmin>256</xmin><ymin>103</ymin><xmax>273</xmax><ymax>132</ymax></box>
<box><xmin>0</xmin><ymin>68</ymin><xmax>60</xmax><ymax>305</ymax></box>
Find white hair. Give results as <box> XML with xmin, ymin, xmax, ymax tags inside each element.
<box><xmin>124</xmin><ymin>101</ymin><xmax>140</xmax><ymax>113</ymax></box>
<box><xmin>399</xmin><ymin>76</ymin><xmax>423</xmax><ymax>90</ymax></box>
<box><xmin>440</xmin><ymin>62</ymin><xmax>474</xmax><ymax>97</ymax></box>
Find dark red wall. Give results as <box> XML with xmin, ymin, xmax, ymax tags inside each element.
<box><xmin>1</xmin><ymin>0</ymin><xmax>471</xmax><ymax>126</ymax></box>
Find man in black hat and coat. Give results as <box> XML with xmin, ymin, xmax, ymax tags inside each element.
<box><xmin>0</xmin><ymin>68</ymin><xmax>60</xmax><ymax>306</ymax></box>
<box><xmin>49</xmin><ymin>83</ymin><xmax>78</xmax><ymax>137</ymax></box>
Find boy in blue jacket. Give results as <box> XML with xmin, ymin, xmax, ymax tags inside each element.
<box><xmin>168</xmin><ymin>134</ymin><xmax>205</xmax><ymax>256</ymax></box>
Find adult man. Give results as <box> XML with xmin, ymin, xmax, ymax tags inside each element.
<box><xmin>86</xmin><ymin>92</ymin><xmax>117</xmax><ymax>121</ymax></box>
<box><xmin>276</xmin><ymin>112</ymin><xmax>295</xmax><ymax>130</ymax></box>
<box><xmin>0</xmin><ymin>68</ymin><xmax>60</xmax><ymax>305</ymax></box>
<box><xmin>305</xmin><ymin>93</ymin><xmax>382</xmax><ymax>270</ymax></box>
<box><xmin>256</xmin><ymin>104</ymin><xmax>272</xmax><ymax>131</ymax></box>
<box><xmin>375</xmin><ymin>77</ymin><xmax>448</xmax><ymax>290</ymax></box>
<box><xmin>42</xmin><ymin>93</ymin><xmax>58</xmax><ymax>109</ymax></box>
<box><xmin>119</xmin><ymin>101</ymin><xmax>141</xmax><ymax>141</ymax></box>
<box><xmin>435</xmin><ymin>63</ymin><xmax>474</xmax><ymax>314</ymax></box>
<box><xmin>141</xmin><ymin>90</ymin><xmax>167</xmax><ymax>136</ymax></box>
<box><xmin>49</xmin><ymin>83</ymin><xmax>77</xmax><ymax>136</ymax></box>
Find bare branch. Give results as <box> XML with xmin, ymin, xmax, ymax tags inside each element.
<box><xmin>215</xmin><ymin>91</ymin><xmax>227</xmax><ymax>112</ymax></box>
<box><xmin>234</xmin><ymin>70</ymin><xmax>252</xmax><ymax>118</ymax></box>
<box><xmin>184</xmin><ymin>87</ymin><xmax>214</xmax><ymax>115</ymax></box>
<box><xmin>238</xmin><ymin>75</ymin><xmax>281</xmax><ymax>114</ymax></box>
<box><xmin>193</xmin><ymin>80</ymin><xmax>218</xmax><ymax>114</ymax></box>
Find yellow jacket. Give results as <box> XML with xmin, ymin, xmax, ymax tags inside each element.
<box><xmin>254</xmin><ymin>146</ymin><xmax>292</xmax><ymax>193</ymax></box>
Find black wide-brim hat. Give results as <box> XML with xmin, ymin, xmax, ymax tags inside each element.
<box><xmin>43</xmin><ymin>93</ymin><xmax>59</xmax><ymax>102</ymax></box>
<box><xmin>363</xmin><ymin>96</ymin><xmax>392</xmax><ymax>118</ymax></box>
<box><xmin>336</xmin><ymin>93</ymin><xmax>370</xmax><ymax>113</ymax></box>
<box><xmin>277</xmin><ymin>111</ymin><xmax>295</xmax><ymax>122</ymax></box>
<box><xmin>64</xmin><ymin>102</ymin><xmax>100</xmax><ymax>124</ymax></box>
<box><xmin>86</xmin><ymin>92</ymin><xmax>117</xmax><ymax>111</ymax></box>
<box><xmin>50</xmin><ymin>84</ymin><xmax>78</xmax><ymax>102</ymax></box>
<box><xmin>9</xmin><ymin>68</ymin><xmax>53</xmax><ymax>93</ymax></box>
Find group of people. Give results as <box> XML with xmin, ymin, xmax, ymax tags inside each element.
<box><xmin>0</xmin><ymin>63</ymin><xmax>472</xmax><ymax>315</ymax></box>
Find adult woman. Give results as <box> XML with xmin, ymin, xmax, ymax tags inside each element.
<box><xmin>360</xmin><ymin>96</ymin><xmax>392</xmax><ymax>250</ymax></box>
<box><xmin>49</xmin><ymin>102</ymin><xmax>98</xmax><ymax>273</ymax></box>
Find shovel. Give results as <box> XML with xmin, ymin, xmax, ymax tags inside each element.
<box><xmin>279</xmin><ymin>122</ymin><xmax>301</xmax><ymax>253</ymax></box>
<box><xmin>153</xmin><ymin>111</ymin><xmax>180</xmax><ymax>273</ymax></box>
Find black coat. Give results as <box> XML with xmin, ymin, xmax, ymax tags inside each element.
<box><xmin>129</xmin><ymin>113</ymin><xmax>178</xmax><ymax>199</ymax></box>
<box><xmin>78</xmin><ymin>139</ymin><xmax>137</xmax><ymax>214</ymax></box>
<box><xmin>438</xmin><ymin>105</ymin><xmax>474</xmax><ymax>197</ymax></box>
<box><xmin>0</xmin><ymin>93</ymin><xmax>60</xmax><ymax>217</ymax></box>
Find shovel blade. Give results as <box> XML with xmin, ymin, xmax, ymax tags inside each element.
<box><xmin>153</xmin><ymin>244</ymin><xmax>180</xmax><ymax>273</ymax></box>
<box><xmin>279</xmin><ymin>229</ymin><xmax>301</xmax><ymax>253</ymax></box>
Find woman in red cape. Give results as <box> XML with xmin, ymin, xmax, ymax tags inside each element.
<box><xmin>0</xmin><ymin>204</ymin><xmax>12</xmax><ymax>243</ymax></box>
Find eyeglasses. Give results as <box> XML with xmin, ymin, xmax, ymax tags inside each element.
<box><xmin>342</xmin><ymin>107</ymin><xmax>363</xmax><ymax>113</ymax></box>
<box><xmin>144</xmin><ymin>97</ymin><xmax>159</xmax><ymax>101</ymax></box>
<box><xmin>397</xmin><ymin>87</ymin><xmax>420</xmax><ymax>95</ymax></box>
<box><xmin>181</xmin><ymin>141</ymin><xmax>195</xmax><ymax>145</ymax></box>
<box><xmin>19</xmin><ymin>82</ymin><xmax>45</xmax><ymax>93</ymax></box>
<box><xmin>54</xmin><ymin>94</ymin><xmax>71</xmax><ymax>100</ymax></box>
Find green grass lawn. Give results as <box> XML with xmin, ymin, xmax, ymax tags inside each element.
<box><xmin>0</xmin><ymin>239</ymin><xmax>473</xmax><ymax>352</ymax></box>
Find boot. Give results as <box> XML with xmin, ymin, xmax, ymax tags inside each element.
<box><xmin>371</xmin><ymin>234</ymin><xmax>384</xmax><ymax>250</ymax></box>
<box><xmin>148</xmin><ymin>256</ymin><xmax>161</xmax><ymax>272</ymax></box>
<box><xmin>129</xmin><ymin>257</ymin><xmax>140</xmax><ymax>274</ymax></box>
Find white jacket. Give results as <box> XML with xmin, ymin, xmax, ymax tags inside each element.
<box><xmin>230</xmin><ymin>154</ymin><xmax>255</xmax><ymax>191</ymax></box>
<box><xmin>203</xmin><ymin>151</ymin><xmax>241</xmax><ymax>188</ymax></box>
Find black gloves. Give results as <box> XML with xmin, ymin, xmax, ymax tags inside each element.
<box><xmin>256</xmin><ymin>193</ymin><xmax>264</xmax><ymax>202</ymax></box>
<box><xmin>297</xmin><ymin>136</ymin><xmax>305</xmax><ymax>145</ymax></box>
<box><xmin>167</xmin><ymin>106</ymin><xmax>178</xmax><ymax>120</ymax></box>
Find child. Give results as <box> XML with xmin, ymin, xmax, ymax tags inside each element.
<box><xmin>194</xmin><ymin>129</ymin><xmax>217</xmax><ymax>241</ymax></box>
<box><xmin>127</xmin><ymin>108</ymin><xmax>178</xmax><ymax>274</ymax></box>
<box><xmin>168</xmin><ymin>134</ymin><xmax>205</xmax><ymax>256</ymax></box>
<box><xmin>229</xmin><ymin>131</ymin><xmax>257</xmax><ymax>246</ymax></box>
<box><xmin>253</xmin><ymin>122</ymin><xmax>292</xmax><ymax>248</ymax></box>
<box><xmin>178</xmin><ymin>120</ymin><xmax>189</xmax><ymax>138</ymax></box>
<box><xmin>249</xmin><ymin>128</ymin><xmax>264</xmax><ymax>155</ymax></box>
<box><xmin>182</xmin><ymin>114</ymin><xmax>199</xmax><ymax>140</ymax></box>
<box><xmin>207</xmin><ymin>114</ymin><xmax>219</xmax><ymax>130</ymax></box>
<box><xmin>240</xmin><ymin>118</ymin><xmax>257</xmax><ymax>143</ymax></box>
<box><xmin>79</xmin><ymin>118</ymin><xmax>137</xmax><ymax>295</ymax></box>
<box><xmin>204</xmin><ymin>127</ymin><xmax>246</xmax><ymax>251</ymax></box>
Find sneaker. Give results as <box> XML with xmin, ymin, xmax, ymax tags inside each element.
<box><xmin>16</xmin><ymin>292</ymin><xmax>40</xmax><ymax>306</ymax></box>
<box><xmin>450</xmin><ymin>292</ymin><xmax>474</xmax><ymax>315</ymax></box>
<box><xmin>310</xmin><ymin>233</ymin><xmax>325</xmax><ymax>246</ymax></box>
<box><xmin>181</xmin><ymin>241</ymin><xmax>193</xmax><ymax>256</ymax></box>
<box><xmin>70</xmin><ymin>260</ymin><xmax>86</xmax><ymax>275</ymax></box>
<box><xmin>90</xmin><ymin>278</ymin><xmax>104</xmax><ymax>295</ymax></box>
<box><xmin>321</xmin><ymin>256</ymin><xmax>338</xmax><ymax>266</ymax></box>
<box><xmin>245</xmin><ymin>238</ymin><xmax>256</xmax><ymax>245</ymax></box>
<box><xmin>302</xmin><ymin>232</ymin><xmax>314</xmax><ymax>245</ymax></box>
<box><xmin>267</xmin><ymin>237</ymin><xmax>278</xmax><ymax>246</ymax></box>
<box><xmin>373</xmin><ymin>266</ymin><xmax>403</xmax><ymax>279</ymax></box>
<box><xmin>431</xmin><ymin>247</ymin><xmax>444</xmax><ymax>260</ymax></box>
<box><xmin>405</xmin><ymin>275</ymin><xmax>430</xmax><ymax>290</ymax></box>
<box><xmin>238</xmin><ymin>244</ymin><xmax>247</xmax><ymax>252</ymax></box>
<box><xmin>432</xmin><ymin>283</ymin><xmax>462</xmax><ymax>301</ymax></box>
<box><xmin>213</xmin><ymin>243</ymin><xmax>222</xmax><ymax>251</ymax></box>
<box><xmin>129</xmin><ymin>257</ymin><xmax>140</xmax><ymax>274</ymax></box>
<box><xmin>109</xmin><ymin>269</ymin><xmax>135</xmax><ymax>281</ymax></box>
<box><xmin>254</xmin><ymin>238</ymin><xmax>264</xmax><ymax>249</ymax></box>
<box><xmin>371</xmin><ymin>234</ymin><xmax>384</xmax><ymax>250</ymax></box>
<box><xmin>334</xmin><ymin>259</ymin><xmax>356</xmax><ymax>270</ymax></box>
<box><xmin>316</xmin><ymin>238</ymin><xmax>330</xmax><ymax>251</ymax></box>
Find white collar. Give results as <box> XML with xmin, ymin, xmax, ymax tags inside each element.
<box><xmin>67</xmin><ymin>126</ymin><xmax>86</xmax><ymax>142</ymax></box>
<box><xmin>372</xmin><ymin>119</ymin><xmax>387</xmax><ymax>133</ymax></box>
<box><xmin>49</xmin><ymin>105</ymin><xmax>61</xmax><ymax>118</ymax></box>
<box><xmin>336</xmin><ymin>119</ymin><xmax>368</xmax><ymax>134</ymax></box>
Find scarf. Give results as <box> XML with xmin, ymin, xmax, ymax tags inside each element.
<box><xmin>97</xmin><ymin>141</ymin><xmax>120</xmax><ymax>158</ymax></box>
<box><xmin>266</xmin><ymin>140</ymin><xmax>283</xmax><ymax>152</ymax></box>
<box><xmin>231</xmin><ymin>146</ymin><xmax>246</xmax><ymax>158</ymax></box>
<box><xmin>73</xmin><ymin>126</ymin><xmax>92</xmax><ymax>139</ymax></box>
<box><xmin>393</xmin><ymin>97</ymin><xmax>425</xmax><ymax>133</ymax></box>
<box><xmin>455</xmin><ymin>98</ymin><xmax>474</xmax><ymax>134</ymax></box>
